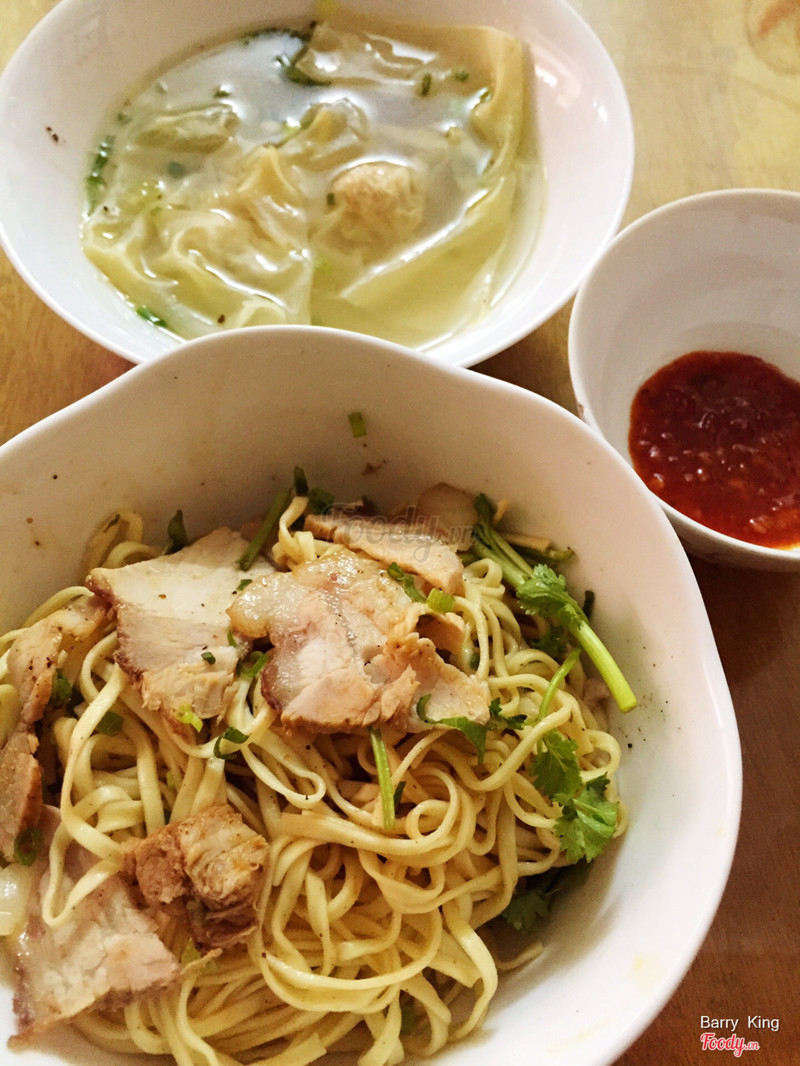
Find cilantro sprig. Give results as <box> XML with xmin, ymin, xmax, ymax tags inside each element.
<box><xmin>531</xmin><ymin>729</ymin><xmax>618</xmax><ymax>863</ymax></box>
<box><xmin>470</xmin><ymin>495</ymin><xmax>636</xmax><ymax>712</ymax></box>
<box><xmin>416</xmin><ymin>696</ymin><xmax>529</xmax><ymax>763</ymax></box>
<box><xmin>553</xmin><ymin>774</ymin><xmax>618</xmax><ymax>862</ymax></box>
<box><xmin>500</xmin><ymin>861</ymin><xmax>589</xmax><ymax>933</ymax></box>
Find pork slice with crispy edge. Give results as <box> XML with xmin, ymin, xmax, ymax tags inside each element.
<box><xmin>304</xmin><ymin>508</ymin><xmax>465</xmax><ymax>595</ymax></box>
<box><xmin>228</xmin><ymin>547</ymin><xmax>489</xmax><ymax>734</ymax></box>
<box><xmin>1</xmin><ymin>598</ymin><xmax>107</xmax><ymax>862</ymax></box>
<box><xmin>87</xmin><ymin>528</ymin><xmax>274</xmax><ymax>730</ymax></box>
<box><xmin>10</xmin><ymin>811</ymin><xmax>182</xmax><ymax>1045</ymax></box>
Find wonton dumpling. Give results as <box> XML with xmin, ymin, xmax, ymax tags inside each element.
<box><xmin>135</xmin><ymin>104</ymin><xmax>239</xmax><ymax>151</ymax></box>
<box><xmin>330</xmin><ymin>161</ymin><xmax>426</xmax><ymax>246</ymax></box>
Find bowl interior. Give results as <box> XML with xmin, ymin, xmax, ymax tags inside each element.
<box><xmin>0</xmin><ymin>327</ymin><xmax>740</xmax><ymax>1066</ymax></box>
<box><xmin>568</xmin><ymin>188</ymin><xmax>800</xmax><ymax>567</ymax></box>
<box><xmin>0</xmin><ymin>0</ymin><xmax>633</xmax><ymax>367</ymax></box>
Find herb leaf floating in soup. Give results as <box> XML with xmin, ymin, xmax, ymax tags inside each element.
<box><xmin>81</xmin><ymin>11</ymin><xmax>541</xmax><ymax>348</ymax></box>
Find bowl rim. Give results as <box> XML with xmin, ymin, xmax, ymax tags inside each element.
<box><xmin>568</xmin><ymin>185</ymin><xmax>800</xmax><ymax>565</ymax></box>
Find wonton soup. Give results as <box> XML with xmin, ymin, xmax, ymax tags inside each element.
<box><xmin>81</xmin><ymin>10</ymin><xmax>541</xmax><ymax>349</ymax></box>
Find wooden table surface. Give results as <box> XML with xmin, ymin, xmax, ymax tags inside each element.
<box><xmin>1</xmin><ymin>2</ymin><xmax>798</xmax><ymax>1064</ymax></box>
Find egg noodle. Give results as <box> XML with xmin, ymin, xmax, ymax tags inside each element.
<box><xmin>0</xmin><ymin>500</ymin><xmax>625</xmax><ymax>1066</ymax></box>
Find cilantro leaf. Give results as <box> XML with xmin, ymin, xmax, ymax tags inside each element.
<box><xmin>531</xmin><ymin>730</ymin><xmax>581</xmax><ymax>804</ymax></box>
<box><xmin>488</xmin><ymin>698</ymin><xmax>528</xmax><ymax>731</ymax></box>
<box><xmin>417</xmin><ymin>697</ymin><xmax>533</xmax><ymax>764</ymax></box>
<box><xmin>500</xmin><ymin>881</ymin><xmax>554</xmax><ymax>933</ymax></box>
<box><xmin>554</xmin><ymin>775</ymin><xmax>618</xmax><ymax>862</ymax></box>
<box><xmin>500</xmin><ymin>862</ymin><xmax>590</xmax><ymax>933</ymax></box>
<box><xmin>416</xmin><ymin>694</ymin><xmax>490</xmax><ymax>761</ymax></box>
<box><xmin>530</xmin><ymin>625</ymin><xmax>570</xmax><ymax>660</ymax></box>
<box><xmin>503</xmin><ymin>865</ymin><xmax>593</xmax><ymax>933</ymax></box>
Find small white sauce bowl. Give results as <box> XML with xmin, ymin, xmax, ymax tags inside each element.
<box><xmin>0</xmin><ymin>0</ymin><xmax>633</xmax><ymax>367</ymax></box>
<box><xmin>568</xmin><ymin>187</ymin><xmax>800</xmax><ymax>570</ymax></box>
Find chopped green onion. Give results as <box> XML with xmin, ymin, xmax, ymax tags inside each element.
<box><xmin>426</xmin><ymin>588</ymin><xmax>455</xmax><ymax>614</ymax></box>
<box><xmin>213</xmin><ymin>726</ymin><xmax>249</xmax><ymax>760</ymax></box>
<box><xmin>176</xmin><ymin>706</ymin><xmax>203</xmax><ymax>732</ymax></box>
<box><xmin>201</xmin><ymin>651</ymin><xmax>216</xmax><ymax>664</ymax></box>
<box><xmin>418</xmin><ymin>72</ymin><xmax>432</xmax><ymax>97</ymax></box>
<box><xmin>14</xmin><ymin>827</ymin><xmax>43</xmax><ymax>867</ymax></box>
<box><xmin>238</xmin><ymin>487</ymin><xmax>293</xmax><ymax>570</ymax></box>
<box><xmin>95</xmin><ymin>710</ymin><xmax>124</xmax><ymax>736</ymax></box>
<box><xmin>238</xmin><ymin>651</ymin><xmax>269</xmax><ymax>678</ymax></box>
<box><xmin>136</xmin><ymin>306</ymin><xmax>169</xmax><ymax>329</ymax></box>
<box><xmin>293</xmin><ymin>467</ymin><xmax>334</xmax><ymax>513</ymax></box>
<box><xmin>387</xmin><ymin>562</ymin><xmax>426</xmax><ymax>602</ymax></box>
<box><xmin>368</xmin><ymin>727</ymin><xmax>396</xmax><ymax>830</ymax></box>
<box><xmin>48</xmin><ymin>670</ymin><xmax>74</xmax><ymax>709</ymax></box>
<box><xmin>275</xmin><ymin>46</ymin><xmax>331</xmax><ymax>86</ymax></box>
<box><xmin>294</xmin><ymin>467</ymin><xmax>309</xmax><ymax>494</ymax></box>
<box><xmin>307</xmin><ymin>487</ymin><xmax>335</xmax><ymax>515</ymax></box>
<box><xmin>227</xmin><ymin>629</ymin><xmax>239</xmax><ymax>648</ymax></box>
<box><xmin>235</xmin><ymin>579</ymin><xmax>252</xmax><ymax>593</ymax></box>
<box><xmin>348</xmin><ymin>411</ymin><xmax>367</xmax><ymax>438</ymax></box>
<box><xmin>165</xmin><ymin>509</ymin><xmax>189</xmax><ymax>553</ymax></box>
<box><xmin>86</xmin><ymin>134</ymin><xmax>115</xmax><ymax>210</ymax></box>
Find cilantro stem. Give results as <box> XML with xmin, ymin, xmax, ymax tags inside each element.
<box><xmin>238</xmin><ymin>487</ymin><xmax>292</xmax><ymax>570</ymax></box>
<box><xmin>471</xmin><ymin>495</ymin><xmax>636</xmax><ymax>713</ymax></box>
<box><xmin>537</xmin><ymin>646</ymin><xmax>581</xmax><ymax>722</ymax></box>
<box><xmin>368</xmin><ymin>726</ymin><xmax>395</xmax><ymax>830</ymax></box>
<box><xmin>568</xmin><ymin>615</ymin><xmax>636</xmax><ymax>711</ymax></box>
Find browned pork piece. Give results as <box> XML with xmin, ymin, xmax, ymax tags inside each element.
<box><xmin>304</xmin><ymin>506</ymin><xmax>465</xmax><ymax>595</ymax></box>
<box><xmin>0</xmin><ymin>598</ymin><xmax>107</xmax><ymax>863</ymax></box>
<box><xmin>123</xmin><ymin>804</ymin><xmax>269</xmax><ymax>949</ymax></box>
<box><xmin>228</xmin><ymin>546</ymin><xmax>490</xmax><ymax>733</ymax></box>
<box><xmin>6</xmin><ymin>597</ymin><xmax>108</xmax><ymax>727</ymax></box>
<box><xmin>0</xmin><ymin>733</ymin><xmax>42</xmax><ymax>866</ymax></box>
<box><xmin>10</xmin><ymin>811</ymin><xmax>182</xmax><ymax>1046</ymax></box>
<box><xmin>87</xmin><ymin>528</ymin><xmax>274</xmax><ymax>731</ymax></box>
<box><xmin>410</xmin><ymin>481</ymin><xmax>479</xmax><ymax>552</ymax></box>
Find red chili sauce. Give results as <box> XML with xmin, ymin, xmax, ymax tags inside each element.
<box><xmin>629</xmin><ymin>349</ymin><xmax>800</xmax><ymax>548</ymax></box>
